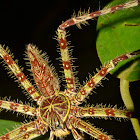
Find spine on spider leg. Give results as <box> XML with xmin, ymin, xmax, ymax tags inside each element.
<box><xmin>70</xmin><ymin>106</ymin><xmax>132</xmax><ymax>119</ymax></box>
<box><xmin>0</xmin><ymin>121</ymin><xmax>37</xmax><ymax>140</ymax></box>
<box><xmin>69</xmin><ymin>115</ymin><xmax>112</xmax><ymax>140</ymax></box>
<box><xmin>0</xmin><ymin>100</ymin><xmax>36</xmax><ymax>116</ymax></box>
<box><xmin>57</xmin><ymin>29</ymin><xmax>77</xmax><ymax>94</ymax></box>
<box><xmin>58</xmin><ymin>0</ymin><xmax>139</xmax><ymax>30</ymax></box>
<box><xmin>70</xmin><ymin>49</ymin><xmax>140</xmax><ymax>105</ymax></box>
<box><xmin>0</xmin><ymin>45</ymin><xmax>42</xmax><ymax>103</ymax></box>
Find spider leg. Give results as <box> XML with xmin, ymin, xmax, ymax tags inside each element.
<box><xmin>14</xmin><ymin>128</ymin><xmax>41</xmax><ymax>140</ymax></box>
<box><xmin>49</xmin><ymin>131</ymin><xmax>54</xmax><ymax>140</ymax></box>
<box><xmin>27</xmin><ymin>44</ymin><xmax>60</xmax><ymax>97</ymax></box>
<box><xmin>58</xmin><ymin>0</ymin><xmax>139</xmax><ymax>30</ymax></box>
<box><xmin>57</xmin><ymin>0</ymin><xmax>139</xmax><ymax>97</ymax></box>
<box><xmin>70</xmin><ymin>50</ymin><xmax>140</xmax><ymax>105</ymax></box>
<box><xmin>57</xmin><ymin>29</ymin><xmax>77</xmax><ymax>95</ymax></box>
<box><xmin>0</xmin><ymin>121</ymin><xmax>38</xmax><ymax>140</ymax></box>
<box><xmin>0</xmin><ymin>100</ymin><xmax>36</xmax><ymax>116</ymax></box>
<box><xmin>70</xmin><ymin>126</ymin><xmax>83</xmax><ymax>140</ymax></box>
<box><xmin>0</xmin><ymin>45</ymin><xmax>42</xmax><ymax>104</ymax></box>
<box><xmin>70</xmin><ymin>106</ymin><xmax>132</xmax><ymax>119</ymax></box>
<box><xmin>69</xmin><ymin>115</ymin><xmax>112</xmax><ymax>140</ymax></box>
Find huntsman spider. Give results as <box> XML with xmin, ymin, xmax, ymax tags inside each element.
<box><xmin>0</xmin><ymin>0</ymin><xmax>140</xmax><ymax>140</ymax></box>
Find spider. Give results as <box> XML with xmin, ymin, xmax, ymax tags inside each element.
<box><xmin>0</xmin><ymin>0</ymin><xmax>139</xmax><ymax>140</ymax></box>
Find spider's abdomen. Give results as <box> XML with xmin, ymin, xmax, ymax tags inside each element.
<box><xmin>39</xmin><ymin>93</ymin><xmax>70</xmax><ymax>129</ymax></box>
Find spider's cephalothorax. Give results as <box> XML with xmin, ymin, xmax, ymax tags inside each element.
<box><xmin>39</xmin><ymin>93</ymin><xmax>70</xmax><ymax>129</ymax></box>
<box><xmin>0</xmin><ymin>0</ymin><xmax>140</xmax><ymax>140</ymax></box>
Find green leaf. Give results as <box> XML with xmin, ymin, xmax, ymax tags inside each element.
<box><xmin>0</xmin><ymin>119</ymin><xmax>21</xmax><ymax>135</ymax></box>
<box><xmin>96</xmin><ymin>0</ymin><xmax>140</xmax><ymax>81</ymax></box>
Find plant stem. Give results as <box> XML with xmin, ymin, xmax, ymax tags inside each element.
<box><xmin>120</xmin><ymin>79</ymin><xmax>140</xmax><ymax>140</ymax></box>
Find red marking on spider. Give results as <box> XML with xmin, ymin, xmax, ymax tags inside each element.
<box><xmin>23</xmin><ymin>133</ymin><xmax>29</xmax><ymax>139</ymax></box>
<box><xmin>10</xmin><ymin>103</ymin><xmax>19</xmax><ymax>111</ymax></box>
<box><xmin>88</xmin><ymin>108</ymin><xmax>95</xmax><ymax>115</ymax></box>
<box><xmin>80</xmin><ymin>88</ymin><xmax>86</xmax><ymax>95</ymax></box>
<box><xmin>105</xmin><ymin>109</ymin><xmax>115</xmax><ymax>117</ymax></box>
<box><xmin>0</xmin><ymin>100</ymin><xmax>3</xmax><ymax>106</ymax></box>
<box><xmin>63</xmin><ymin>61</ymin><xmax>71</xmax><ymax>70</ymax></box>
<box><xmin>0</xmin><ymin>134</ymin><xmax>9</xmax><ymax>140</ymax></box>
<box><xmin>27</xmin><ymin>86</ymin><xmax>36</xmax><ymax>95</ymax></box>
<box><xmin>59</xmin><ymin>19</ymin><xmax>75</xmax><ymax>29</ymax></box>
<box><xmin>59</xmin><ymin>38</ymin><xmax>67</xmax><ymax>49</ymax></box>
<box><xmin>23</xmin><ymin>106</ymin><xmax>30</xmax><ymax>112</ymax></box>
<box><xmin>66</xmin><ymin>78</ymin><xmax>74</xmax><ymax>84</ymax></box>
<box><xmin>111</xmin><ymin>4</ymin><xmax>124</xmax><ymax>12</ymax></box>
<box><xmin>113</xmin><ymin>54</ymin><xmax>129</xmax><ymax>64</ymax></box>
<box><xmin>3</xmin><ymin>55</ymin><xmax>13</xmax><ymax>65</ymax></box>
<box><xmin>98</xmin><ymin>134</ymin><xmax>108</xmax><ymax>140</ymax></box>
<box><xmin>87</xmin><ymin>78</ymin><xmax>95</xmax><ymax>88</ymax></box>
<box><xmin>16</xmin><ymin>72</ymin><xmax>26</xmax><ymax>82</ymax></box>
<box><xmin>126</xmin><ymin>112</ymin><xmax>132</xmax><ymax>118</ymax></box>
<box><xmin>20</xmin><ymin>126</ymin><xmax>27</xmax><ymax>133</ymax></box>
<box><xmin>90</xmin><ymin>11</ymin><xmax>102</xmax><ymax>18</ymax></box>
<box><xmin>99</xmin><ymin>67</ymin><xmax>108</xmax><ymax>76</ymax></box>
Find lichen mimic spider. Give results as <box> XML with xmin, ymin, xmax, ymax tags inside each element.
<box><xmin>0</xmin><ymin>0</ymin><xmax>140</xmax><ymax>140</ymax></box>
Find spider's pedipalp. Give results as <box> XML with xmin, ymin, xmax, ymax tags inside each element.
<box><xmin>27</xmin><ymin>44</ymin><xmax>60</xmax><ymax>97</ymax></box>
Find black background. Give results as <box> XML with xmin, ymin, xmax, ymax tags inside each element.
<box><xmin>0</xmin><ymin>0</ymin><xmax>139</xmax><ymax>140</ymax></box>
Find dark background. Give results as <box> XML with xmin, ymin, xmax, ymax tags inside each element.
<box><xmin>0</xmin><ymin>0</ymin><xmax>139</xmax><ymax>140</ymax></box>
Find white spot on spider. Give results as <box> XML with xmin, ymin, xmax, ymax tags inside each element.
<box><xmin>61</xmin><ymin>43</ymin><xmax>64</xmax><ymax>46</ymax></box>
<box><xmin>67</xmin><ymin>80</ymin><xmax>71</xmax><ymax>83</ymax></box>
<box><xmin>102</xmin><ymin>71</ymin><xmax>105</xmax><ymax>74</ymax></box>
<box><xmin>66</xmin><ymin>64</ymin><xmax>69</xmax><ymax>68</ymax></box>
<box><xmin>90</xmin><ymin>84</ymin><xmax>93</xmax><ymax>87</ymax></box>
<box><xmin>29</xmin><ymin>90</ymin><xmax>32</xmax><ymax>93</ymax></box>
<box><xmin>6</xmin><ymin>59</ymin><xmax>9</xmax><ymax>62</ymax></box>
<box><xmin>64</xmin><ymin>23</ymin><xmax>69</xmax><ymax>27</ymax></box>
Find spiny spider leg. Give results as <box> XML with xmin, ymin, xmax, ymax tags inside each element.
<box><xmin>70</xmin><ymin>106</ymin><xmax>132</xmax><ymax>119</ymax></box>
<box><xmin>0</xmin><ymin>121</ymin><xmax>39</xmax><ymax>140</ymax></box>
<box><xmin>0</xmin><ymin>45</ymin><xmax>42</xmax><ymax>104</ymax></box>
<box><xmin>14</xmin><ymin>128</ymin><xmax>41</xmax><ymax>140</ymax></box>
<box><xmin>70</xmin><ymin>50</ymin><xmax>140</xmax><ymax>105</ymax></box>
<box><xmin>69</xmin><ymin>115</ymin><xmax>112</xmax><ymax>140</ymax></box>
<box><xmin>57</xmin><ymin>0</ymin><xmax>140</xmax><ymax>100</ymax></box>
<box><xmin>59</xmin><ymin>0</ymin><xmax>139</xmax><ymax>30</ymax></box>
<box><xmin>57</xmin><ymin>29</ymin><xmax>77</xmax><ymax>94</ymax></box>
<box><xmin>0</xmin><ymin>100</ymin><xmax>36</xmax><ymax>116</ymax></box>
